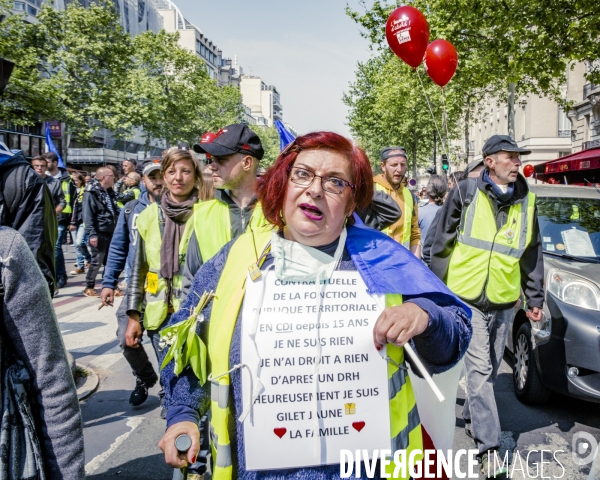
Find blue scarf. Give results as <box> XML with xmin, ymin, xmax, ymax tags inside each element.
<box><xmin>347</xmin><ymin>217</ymin><xmax>470</xmax><ymax>314</ymax></box>
<box><xmin>482</xmin><ymin>169</ymin><xmax>514</xmax><ymax>205</ymax></box>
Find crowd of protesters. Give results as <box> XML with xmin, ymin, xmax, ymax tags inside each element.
<box><xmin>0</xmin><ymin>127</ymin><xmax>545</xmax><ymax>478</ymax></box>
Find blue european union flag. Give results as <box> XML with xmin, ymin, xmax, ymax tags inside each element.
<box><xmin>45</xmin><ymin>122</ymin><xmax>65</xmax><ymax>168</ymax></box>
<box><xmin>274</xmin><ymin>120</ymin><xmax>295</xmax><ymax>151</ymax></box>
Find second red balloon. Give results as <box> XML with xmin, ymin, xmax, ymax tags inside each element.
<box><xmin>424</xmin><ymin>40</ymin><xmax>458</xmax><ymax>88</ymax></box>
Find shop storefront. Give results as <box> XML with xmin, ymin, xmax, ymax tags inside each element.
<box><xmin>0</xmin><ymin>122</ymin><xmax>45</xmax><ymax>159</ymax></box>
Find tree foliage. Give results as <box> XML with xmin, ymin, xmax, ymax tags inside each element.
<box><xmin>254</xmin><ymin>125</ymin><xmax>280</xmax><ymax>168</ymax></box>
<box><xmin>345</xmin><ymin>0</ymin><xmax>600</xmax><ymax>163</ymax></box>
<box><xmin>0</xmin><ymin>0</ymin><xmax>243</xmax><ymax>148</ymax></box>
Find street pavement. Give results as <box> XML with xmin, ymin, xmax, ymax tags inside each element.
<box><xmin>54</xmin><ymin>244</ymin><xmax>600</xmax><ymax>479</ymax></box>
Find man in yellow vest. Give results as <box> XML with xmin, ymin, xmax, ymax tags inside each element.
<box><xmin>430</xmin><ymin>135</ymin><xmax>544</xmax><ymax>476</ymax></box>
<box><xmin>184</xmin><ymin>124</ymin><xmax>269</xmax><ymax>301</ymax></box>
<box><xmin>116</xmin><ymin>171</ymin><xmax>141</xmax><ymax>208</ymax></box>
<box><xmin>374</xmin><ymin>147</ymin><xmax>421</xmax><ymax>257</ymax></box>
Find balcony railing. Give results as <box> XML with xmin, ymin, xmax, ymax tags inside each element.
<box><xmin>582</xmin><ymin>139</ymin><xmax>600</xmax><ymax>151</ymax></box>
<box><xmin>583</xmin><ymin>83</ymin><xmax>597</xmax><ymax>100</ymax></box>
<box><xmin>558</xmin><ymin>129</ymin><xmax>572</xmax><ymax>138</ymax></box>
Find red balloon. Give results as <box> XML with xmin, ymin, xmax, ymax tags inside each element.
<box><xmin>424</xmin><ymin>40</ymin><xmax>458</xmax><ymax>87</ymax></box>
<box><xmin>548</xmin><ymin>177</ymin><xmax>558</xmax><ymax>184</ymax></box>
<box><xmin>385</xmin><ymin>6</ymin><xmax>430</xmax><ymax>69</ymax></box>
<box><xmin>523</xmin><ymin>164</ymin><xmax>535</xmax><ymax>178</ymax></box>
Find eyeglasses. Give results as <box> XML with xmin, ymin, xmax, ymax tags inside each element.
<box><xmin>288</xmin><ymin>166</ymin><xmax>354</xmax><ymax>195</ymax></box>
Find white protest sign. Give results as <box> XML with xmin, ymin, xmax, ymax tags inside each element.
<box><xmin>240</xmin><ymin>271</ymin><xmax>391</xmax><ymax>471</ymax></box>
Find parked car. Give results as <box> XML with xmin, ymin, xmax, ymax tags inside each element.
<box><xmin>507</xmin><ymin>184</ymin><xmax>600</xmax><ymax>404</ymax></box>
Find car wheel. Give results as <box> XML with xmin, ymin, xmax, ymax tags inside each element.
<box><xmin>513</xmin><ymin>323</ymin><xmax>552</xmax><ymax>404</ymax></box>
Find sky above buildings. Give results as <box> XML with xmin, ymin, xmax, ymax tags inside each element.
<box><xmin>174</xmin><ymin>0</ymin><xmax>373</xmax><ymax>137</ymax></box>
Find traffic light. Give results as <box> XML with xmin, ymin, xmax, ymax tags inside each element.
<box><xmin>426</xmin><ymin>165</ymin><xmax>436</xmax><ymax>175</ymax></box>
<box><xmin>441</xmin><ymin>154</ymin><xmax>449</xmax><ymax>172</ymax></box>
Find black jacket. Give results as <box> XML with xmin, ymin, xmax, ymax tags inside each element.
<box><xmin>83</xmin><ymin>178</ymin><xmax>118</xmax><ymax>238</ymax></box>
<box><xmin>71</xmin><ymin>187</ymin><xmax>84</xmax><ymax>227</ymax></box>
<box><xmin>53</xmin><ymin>168</ymin><xmax>76</xmax><ymax>226</ymax></box>
<box><xmin>430</xmin><ymin>172</ymin><xmax>544</xmax><ymax>311</ymax></box>
<box><xmin>0</xmin><ymin>151</ymin><xmax>57</xmax><ymax>294</ymax></box>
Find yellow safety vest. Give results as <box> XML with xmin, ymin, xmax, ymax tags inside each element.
<box><xmin>117</xmin><ymin>187</ymin><xmax>141</xmax><ymax>209</ymax></box>
<box><xmin>446</xmin><ymin>189</ymin><xmax>536</xmax><ymax>304</ymax></box>
<box><xmin>207</xmin><ymin>228</ymin><xmax>423</xmax><ymax>479</ymax></box>
<box><xmin>374</xmin><ymin>183</ymin><xmax>414</xmax><ymax>248</ymax></box>
<box><xmin>191</xmin><ymin>199</ymin><xmax>270</xmax><ymax>263</ymax></box>
<box><xmin>62</xmin><ymin>179</ymin><xmax>72</xmax><ymax>214</ymax></box>
<box><xmin>135</xmin><ymin>203</ymin><xmax>195</xmax><ymax>330</ymax></box>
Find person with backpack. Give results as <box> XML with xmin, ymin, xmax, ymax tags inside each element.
<box><xmin>0</xmin><ymin>141</ymin><xmax>57</xmax><ymax>295</ymax></box>
<box><xmin>100</xmin><ymin>160</ymin><xmax>164</xmax><ymax>406</ymax></box>
<box><xmin>429</xmin><ymin>135</ymin><xmax>544</xmax><ymax>476</ymax></box>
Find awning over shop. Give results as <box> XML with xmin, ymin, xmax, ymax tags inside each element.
<box><xmin>534</xmin><ymin>148</ymin><xmax>600</xmax><ymax>175</ymax></box>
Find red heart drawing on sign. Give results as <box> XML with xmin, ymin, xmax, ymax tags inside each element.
<box><xmin>274</xmin><ymin>428</ymin><xmax>287</xmax><ymax>439</ymax></box>
<box><xmin>352</xmin><ymin>421</ymin><xmax>365</xmax><ymax>432</ymax></box>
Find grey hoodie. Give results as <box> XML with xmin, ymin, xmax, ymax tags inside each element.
<box><xmin>0</xmin><ymin>227</ymin><xmax>85</xmax><ymax>479</ymax></box>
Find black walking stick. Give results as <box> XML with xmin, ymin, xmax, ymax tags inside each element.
<box><xmin>172</xmin><ymin>434</ymin><xmax>192</xmax><ymax>480</ymax></box>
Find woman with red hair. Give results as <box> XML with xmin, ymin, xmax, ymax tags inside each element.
<box><xmin>159</xmin><ymin>132</ymin><xmax>471</xmax><ymax>479</ymax></box>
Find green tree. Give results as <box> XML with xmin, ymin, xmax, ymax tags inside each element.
<box><xmin>254</xmin><ymin>125</ymin><xmax>280</xmax><ymax>167</ymax></box>
<box><xmin>0</xmin><ymin>0</ymin><xmax>60</xmax><ymax>125</ymax></box>
<box><xmin>32</xmin><ymin>0</ymin><xmax>133</xmax><ymax>145</ymax></box>
<box><xmin>346</xmin><ymin>0</ymin><xmax>600</xmax><ymax>142</ymax></box>
<box><xmin>344</xmin><ymin>51</ymin><xmax>468</xmax><ymax>177</ymax></box>
<box><xmin>127</xmin><ymin>30</ymin><xmax>243</xmax><ymax>151</ymax></box>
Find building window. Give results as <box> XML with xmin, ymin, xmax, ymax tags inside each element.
<box><xmin>13</xmin><ymin>2</ymin><xmax>25</xmax><ymax>9</ymax></box>
<box><xmin>557</xmin><ymin>107</ymin><xmax>570</xmax><ymax>137</ymax></box>
<box><xmin>26</xmin><ymin>4</ymin><xmax>36</xmax><ymax>15</ymax></box>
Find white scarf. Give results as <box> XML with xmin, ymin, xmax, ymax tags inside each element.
<box><xmin>270</xmin><ymin>228</ymin><xmax>347</xmax><ymax>282</ymax></box>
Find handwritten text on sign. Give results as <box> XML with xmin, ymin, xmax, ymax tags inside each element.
<box><xmin>240</xmin><ymin>271</ymin><xmax>391</xmax><ymax>471</ymax></box>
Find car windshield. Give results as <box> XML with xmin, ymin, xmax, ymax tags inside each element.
<box><xmin>537</xmin><ymin>196</ymin><xmax>600</xmax><ymax>259</ymax></box>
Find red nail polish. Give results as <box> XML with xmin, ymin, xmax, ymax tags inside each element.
<box><xmin>191</xmin><ymin>455</ymin><xmax>196</xmax><ymax>464</ymax></box>
<box><xmin>376</xmin><ymin>345</ymin><xmax>381</xmax><ymax>351</ymax></box>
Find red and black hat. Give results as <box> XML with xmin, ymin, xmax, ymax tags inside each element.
<box><xmin>193</xmin><ymin>124</ymin><xmax>264</xmax><ymax>160</ymax></box>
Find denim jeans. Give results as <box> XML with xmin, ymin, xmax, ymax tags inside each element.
<box><xmin>55</xmin><ymin>224</ymin><xmax>68</xmax><ymax>282</ymax></box>
<box><xmin>74</xmin><ymin>225</ymin><xmax>91</xmax><ymax>269</ymax></box>
<box><xmin>462</xmin><ymin>304</ymin><xmax>516</xmax><ymax>455</ymax></box>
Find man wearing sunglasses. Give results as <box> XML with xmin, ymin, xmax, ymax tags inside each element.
<box><xmin>184</xmin><ymin>124</ymin><xmax>269</xmax><ymax>302</ymax></box>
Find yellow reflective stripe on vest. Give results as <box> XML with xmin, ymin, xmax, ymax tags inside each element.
<box><xmin>192</xmin><ymin>200</ymin><xmax>269</xmax><ymax>263</ymax></box>
<box><xmin>136</xmin><ymin>203</ymin><xmax>195</xmax><ymax>329</ymax></box>
<box><xmin>62</xmin><ymin>180</ymin><xmax>72</xmax><ymax>214</ymax></box>
<box><xmin>384</xmin><ymin>294</ymin><xmax>423</xmax><ymax>477</ymax></box>
<box><xmin>207</xmin><ymin>233</ymin><xmax>422</xmax><ymax>479</ymax></box>
<box><xmin>447</xmin><ymin>190</ymin><xmax>536</xmax><ymax>303</ymax></box>
<box><xmin>374</xmin><ymin>183</ymin><xmax>413</xmax><ymax>248</ymax></box>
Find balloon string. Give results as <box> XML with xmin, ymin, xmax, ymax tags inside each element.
<box><xmin>417</xmin><ymin>69</ymin><xmax>464</xmax><ymax>206</ymax></box>
<box><xmin>441</xmin><ymin>88</ymin><xmax>451</xmax><ymax>153</ymax></box>
<box><xmin>416</xmin><ymin>68</ymin><xmax>448</xmax><ymax>156</ymax></box>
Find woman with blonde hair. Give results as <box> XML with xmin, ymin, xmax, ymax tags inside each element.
<box><xmin>125</xmin><ymin>148</ymin><xmax>203</xmax><ymax>410</ymax></box>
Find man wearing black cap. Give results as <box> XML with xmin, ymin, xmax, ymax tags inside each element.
<box><xmin>374</xmin><ymin>146</ymin><xmax>421</xmax><ymax>256</ymax></box>
<box><xmin>183</xmin><ymin>124</ymin><xmax>270</xmax><ymax>300</ymax></box>
<box><xmin>430</xmin><ymin>134</ymin><xmax>544</xmax><ymax>476</ymax></box>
